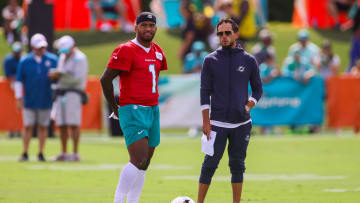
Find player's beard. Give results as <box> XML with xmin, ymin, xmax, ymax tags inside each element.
<box><xmin>222</xmin><ymin>41</ymin><xmax>234</xmax><ymax>49</ymax></box>
<box><xmin>138</xmin><ymin>31</ymin><xmax>155</xmax><ymax>43</ymax></box>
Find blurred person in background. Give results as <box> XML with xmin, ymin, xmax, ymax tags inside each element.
<box><xmin>350</xmin><ymin>59</ymin><xmax>360</xmax><ymax>75</ymax></box>
<box><xmin>258</xmin><ymin>52</ymin><xmax>279</xmax><ymax>135</ymax></box>
<box><xmin>2</xmin><ymin>42</ymin><xmax>22</xmax><ymax>138</ymax></box>
<box><xmin>183</xmin><ymin>41</ymin><xmax>208</xmax><ymax>74</ymax></box>
<box><xmin>214</xmin><ymin>0</ymin><xmax>235</xmax><ymax>21</ymax></box>
<box><xmin>259</xmin><ymin>53</ymin><xmax>279</xmax><ymax>84</ymax></box>
<box><xmin>49</xmin><ymin>35</ymin><xmax>89</xmax><ymax>162</ymax></box>
<box><xmin>3</xmin><ymin>42</ymin><xmax>22</xmax><ymax>90</ymax></box>
<box><xmin>340</xmin><ymin>0</ymin><xmax>360</xmax><ymax>71</ymax></box>
<box><xmin>288</xmin><ymin>29</ymin><xmax>320</xmax><ymax>67</ymax></box>
<box><xmin>350</xmin><ymin>58</ymin><xmax>360</xmax><ymax>134</ymax></box>
<box><xmin>313</xmin><ymin>40</ymin><xmax>340</xmax><ymax>79</ymax></box>
<box><xmin>15</xmin><ymin>33</ymin><xmax>58</xmax><ymax>162</ymax></box>
<box><xmin>178</xmin><ymin>0</ymin><xmax>213</xmax><ymax>61</ymax></box>
<box><xmin>251</xmin><ymin>28</ymin><xmax>276</xmax><ymax>65</ymax></box>
<box><xmin>2</xmin><ymin>0</ymin><xmax>26</xmax><ymax>45</ymax></box>
<box><xmin>328</xmin><ymin>0</ymin><xmax>356</xmax><ymax>28</ymax></box>
<box><xmin>231</xmin><ymin>0</ymin><xmax>256</xmax><ymax>49</ymax></box>
<box><xmin>282</xmin><ymin>50</ymin><xmax>316</xmax><ymax>84</ymax></box>
<box><xmin>282</xmin><ymin>50</ymin><xmax>318</xmax><ymax>133</ymax></box>
<box><xmin>91</xmin><ymin>0</ymin><xmax>134</xmax><ymax>32</ymax></box>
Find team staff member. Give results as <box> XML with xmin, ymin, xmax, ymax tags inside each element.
<box><xmin>15</xmin><ymin>33</ymin><xmax>58</xmax><ymax>162</ymax></box>
<box><xmin>100</xmin><ymin>12</ymin><xmax>167</xmax><ymax>203</ymax></box>
<box><xmin>198</xmin><ymin>18</ymin><xmax>262</xmax><ymax>203</ymax></box>
<box><xmin>49</xmin><ymin>35</ymin><xmax>89</xmax><ymax>162</ymax></box>
<box><xmin>3</xmin><ymin>42</ymin><xmax>22</xmax><ymax>138</ymax></box>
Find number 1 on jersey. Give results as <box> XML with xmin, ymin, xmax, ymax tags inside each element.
<box><xmin>149</xmin><ymin>64</ymin><xmax>156</xmax><ymax>93</ymax></box>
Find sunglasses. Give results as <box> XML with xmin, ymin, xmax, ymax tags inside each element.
<box><xmin>216</xmin><ymin>31</ymin><xmax>233</xmax><ymax>36</ymax></box>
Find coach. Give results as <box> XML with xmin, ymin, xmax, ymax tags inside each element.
<box><xmin>197</xmin><ymin>18</ymin><xmax>262</xmax><ymax>203</ymax></box>
<box><xmin>15</xmin><ymin>33</ymin><xmax>58</xmax><ymax>162</ymax></box>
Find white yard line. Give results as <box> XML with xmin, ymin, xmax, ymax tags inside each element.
<box><xmin>27</xmin><ymin>164</ymin><xmax>193</xmax><ymax>171</ymax></box>
<box><xmin>163</xmin><ymin>174</ymin><xmax>347</xmax><ymax>182</ymax></box>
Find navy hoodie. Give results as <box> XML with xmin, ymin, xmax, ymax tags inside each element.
<box><xmin>200</xmin><ymin>45</ymin><xmax>263</xmax><ymax>124</ymax></box>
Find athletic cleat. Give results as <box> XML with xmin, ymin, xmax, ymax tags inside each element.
<box><xmin>18</xmin><ymin>152</ymin><xmax>28</xmax><ymax>162</ymax></box>
<box><xmin>38</xmin><ymin>153</ymin><xmax>46</xmax><ymax>162</ymax></box>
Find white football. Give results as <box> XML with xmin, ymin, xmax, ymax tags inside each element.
<box><xmin>171</xmin><ymin>196</ymin><xmax>195</xmax><ymax>203</ymax></box>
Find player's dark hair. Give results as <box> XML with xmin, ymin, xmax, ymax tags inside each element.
<box><xmin>216</xmin><ymin>18</ymin><xmax>238</xmax><ymax>33</ymax></box>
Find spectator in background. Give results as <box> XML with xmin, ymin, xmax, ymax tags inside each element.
<box><xmin>15</xmin><ymin>34</ymin><xmax>58</xmax><ymax>162</ymax></box>
<box><xmin>259</xmin><ymin>53</ymin><xmax>279</xmax><ymax>135</ymax></box>
<box><xmin>49</xmin><ymin>36</ymin><xmax>88</xmax><ymax>162</ymax></box>
<box><xmin>282</xmin><ymin>50</ymin><xmax>316</xmax><ymax>84</ymax></box>
<box><xmin>288</xmin><ymin>29</ymin><xmax>320</xmax><ymax>67</ymax></box>
<box><xmin>251</xmin><ymin>28</ymin><xmax>276</xmax><ymax>65</ymax></box>
<box><xmin>327</xmin><ymin>0</ymin><xmax>356</xmax><ymax>28</ymax></box>
<box><xmin>341</xmin><ymin>1</ymin><xmax>360</xmax><ymax>71</ymax></box>
<box><xmin>178</xmin><ymin>0</ymin><xmax>213</xmax><ymax>61</ymax></box>
<box><xmin>314</xmin><ymin>40</ymin><xmax>340</xmax><ymax>79</ymax></box>
<box><xmin>231</xmin><ymin>0</ymin><xmax>257</xmax><ymax>49</ymax></box>
<box><xmin>183</xmin><ymin>41</ymin><xmax>209</xmax><ymax>73</ymax></box>
<box><xmin>214</xmin><ymin>0</ymin><xmax>234</xmax><ymax>20</ymax></box>
<box><xmin>210</xmin><ymin>0</ymin><xmax>235</xmax><ymax>49</ymax></box>
<box><xmin>2</xmin><ymin>42</ymin><xmax>22</xmax><ymax>138</ymax></box>
<box><xmin>2</xmin><ymin>0</ymin><xmax>26</xmax><ymax>45</ymax></box>
<box><xmin>3</xmin><ymin>42</ymin><xmax>22</xmax><ymax>89</ymax></box>
<box><xmin>91</xmin><ymin>0</ymin><xmax>134</xmax><ymax>32</ymax></box>
<box><xmin>350</xmin><ymin>59</ymin><xmax>360</xmax><ymax>75</ymax></box>
<box><xmin>259</xmin><ymin>53</ymin><xmax>279</xmax><ymax>84</ymax></box>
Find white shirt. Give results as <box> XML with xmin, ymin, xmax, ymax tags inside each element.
<box><xmin>55</xmin><ymin>48</ymin><xmax>88</xmax><ymax>90</ymax></box>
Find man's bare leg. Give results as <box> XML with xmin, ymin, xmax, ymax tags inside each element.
<box><xmin>70</xmin><ymin>126</ymin><xmax>80</xmax><ymax>154</ymax></box>
<box><xmin>22</xmin><ymin>126</ymin><xmax>33</xmax><ymax>153</ymax></box>
<box><xmin>197</xmin><ymin>183</ymin><xmax>210</xmax><ymax>203</ymax></box>
<box><xmin>232</xmin><ymin>182</ymin><xmax>243</xmax><ymax>203</ymax></box>
<box><xmin>59</xmin><ymin>126</ymin><xmax>68</xmax><ymax>154</ymax></box>
<box><xmin>38</xmin><ymin>125</ymin><xmax>48</xmax><ymax>154</ymax></box>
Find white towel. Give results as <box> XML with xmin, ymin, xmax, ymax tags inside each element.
<box><xmin>201</xmin><ymin>131</ymin><xmax>217</xmax><ymax>156</ymax></box>
<box><xmin>109</xmin><ymin>112</ymin><xmax>119</xmax><ymax>120</ymax></box>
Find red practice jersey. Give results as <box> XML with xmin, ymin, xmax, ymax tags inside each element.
<box><xmin>106</xmin><ymin>40</ymin><xmax>168</xmax><ymax>106</ymax></box>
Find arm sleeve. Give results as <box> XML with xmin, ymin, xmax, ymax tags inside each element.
<box><xmin>200</xmin><ymin>57</ymin><xmax>212</xmax><ymax>109</ymax></box>
<box><xmin>249</xmin><ymin>57</ymin><xmax>263</xmax><ymax>103</ymax></box>
<box><xmin>106</xmin><ymin>45</ymin><xmax>133</xmax><ymax>71</ymax></box>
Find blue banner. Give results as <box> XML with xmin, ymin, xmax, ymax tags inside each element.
<box><xmin>251</xmin><ymin>77</ymin><xmax>325</xmax><ymax>126</ymax></box>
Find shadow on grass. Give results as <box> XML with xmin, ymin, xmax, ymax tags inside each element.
<box><xmin>313</xmin><ymin>28</ymin><xmax>352</xmax><ymax>42</ymax></box>
<box><xmin>55</xmin><ymin>31</ymin><xmax>135</xmax><ymax>46</ymax></box>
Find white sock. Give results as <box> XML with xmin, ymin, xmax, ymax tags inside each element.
<box><xmin>113</xmin><ymin>162</ymin><xmax>140</xmax><ymax>203</ymax></box>
<box><xmin>127</xmin><ymin>170</ymin><xmax>146</xmax><ymax>203</ymax></box>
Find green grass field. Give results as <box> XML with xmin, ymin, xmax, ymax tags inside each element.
<box><xmin>0</xmin><ymin>23</ymin><xmax>353</xmax><ymax>76</ymax></box>
<box><xmin>0</xmin><ymin>132</ymin><xmax>359</xmax><ymax>203</ymax></box>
